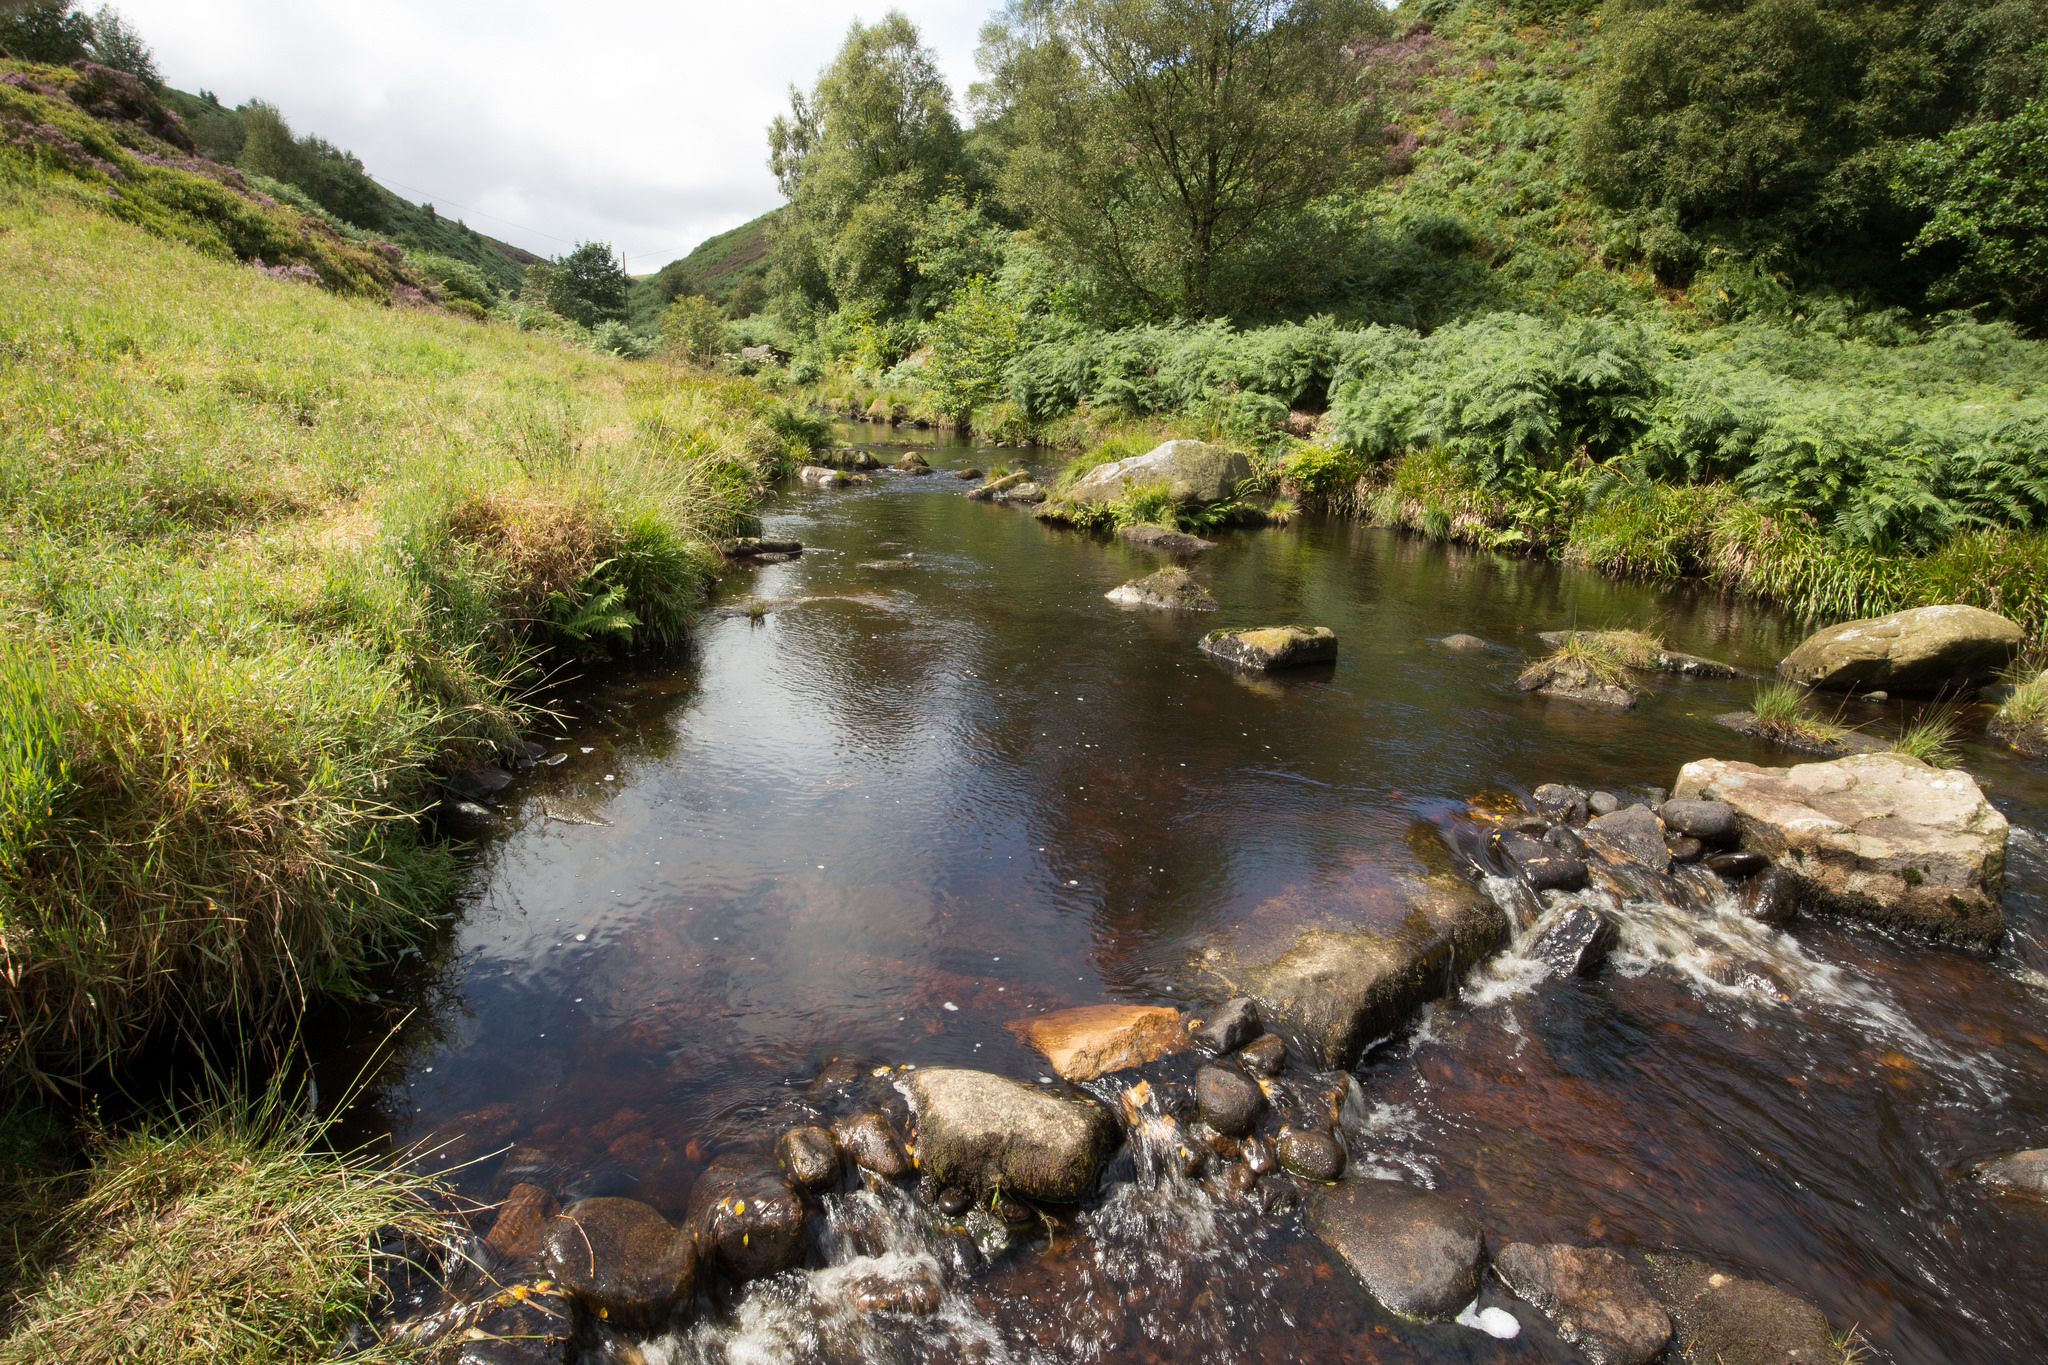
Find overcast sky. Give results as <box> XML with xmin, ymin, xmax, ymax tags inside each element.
<box><xmin>117</xmin><ymin>0</ymin><xmax>991</xmax><ymax>271</ymax></box>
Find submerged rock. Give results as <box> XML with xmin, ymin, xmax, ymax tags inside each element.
<box><xmin>722</xmin><ymin>537</ymin><xmax>804</xmax><ymax>557</ymax></box>
<box><xmin>1534</xmin><ymin>783</ymin><xmax>1592</xmax><ymax>826</ymax></box>
<box><xmin>686</xmin><ymin>1153</ymin><xmax>808</xmax><ymax>1283</ymax></box>
<box><xmin>1305</xmin><ymin>1179</ymin><xmax>1485</xmax><ymax>1321</ymax></box>
<box><xmin>1494</xmin><ymin>1243</ymin><xmax>1671</xmax><ymax>1365</ymax></box>
<box><xmin>1065</xmin><ymin>439</ymin><xmax>1254</xmax><ymax>507</ymax></box>
<box><xmin>1518</xmin><ymin>656</ymin><xmax>1638</xmax><ymax>708</ymax></box>
<box><xmin>1778</xmin><ymin>604</ymin><xmax>2023</xmax><ymax>694</ymax></box>
<box><xmin>1674</xmin><ymin>752</ymin><xmax>2009</xmax><ymax>946</ymax></box>
<box><xmin>430</xmin><ymin>1279</ymin><xmax>577</xmax><ymax>1365</ymax></box>
<box><xmin>1530</xmin><ymin>904</ymin><xmax>1618</xmax><ymax>978</ymax></box>
<box><xmin>845</xmin><ymin>1262</ymin><xmax>945</xmax><ymax>1315</ymax></box>
<box><xmin>1644</xmin><ymin>1254</ymin><xmax>1837</xmax><ymax>1365</ymax></box>
<box><xmin>1203</xmin><ymin>877</ymin><xmax>1507</xmax><ymax>1069</ymax></box>
<box><xmin>1006</xmin><ymin>1002</ymin><xmax>1188</xmax><ymax>1081</ymax></box>
<box><xmin>1439</xmin><ymin>633</ymin><xmax>1489</xmax><ymax>651</ymax></box>
<box><xmin>775</xmin><ymin>1125</ymin><xmax>841</xmax><ymax>1191</ymax></box>
<box><xmin>483</xmin><ymin>1183</ymin><xmax>560</xmax><ymax>1265</ymax></box>
<box><xmin>1199</xmin><ymin>625</ymin><xmax>1338</xmax><ymax>671</ymax></box>
<box><xmin>540</xmin><ymin>1197</ymin><xmax>694</xmax><ymax>1327</ymax></box>
<box><xmin>1117</xmin><ymin>523</ymin><xmax>1215</xmax><ymax>554</ymax></box>
<box><xmin>1493</xmin><ymin>828</ymin><xmax>1590</xmax><ymax>892</ymax></box>
<box><xmin>1195</xmin><ymin>1063</ymin><xmax>1266</xmax><ymax>1137</ymax></box>
<box><xmin>1104</xmin><ymin>567</ymin><xmax>1218</xmax><ymax>612</ymax></box>
<box><xmin>905</xmin><ymin>1068</ymin><xmax>1117</xmax><ymax>1202</ymax></box>
<box><xmin>1192</xmin><ymin>997</ymin><xmax>1263</xmax><ymax>1055</ymax></box>
<box><xmin>1975</xmin><ymin>1148</ymin><xmax>2048</xmax><ymax>1195</ymax></box>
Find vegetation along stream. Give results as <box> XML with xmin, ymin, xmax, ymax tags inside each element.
<box><xmin>325</xmin><ymin>425</ymin><xmax>2048</xmax><ymax>1365</ymax></box>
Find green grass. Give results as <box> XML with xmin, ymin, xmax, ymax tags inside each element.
<box><xmin>1751</xmin><ymin>683</ymin><xmax>1852</xmax><ymax>751</ymax></box>
<box><xmin>0</xmin><ymin>1087</ymin><xmax>441</xmax><ymax>1365</ymax></box>
<box><xmin>1891</xmin><ymin>701</ymin><xmax>1964</xmax><ymax>768</ymax></box>
<box><xmin>0</xmin><ymin>177</ymin><xmax>811</xmax><ymax>1074</ymax></box>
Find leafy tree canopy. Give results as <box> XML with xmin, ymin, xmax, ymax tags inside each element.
<box><xmin>540</xmin><ymin>242</ymin><xmax>630</xmax><ymax>328</ymax></box>
<box><xmin>236</xmin><ymin>100</ymin><xmax>387</xmax><ymax>230</ymax></box>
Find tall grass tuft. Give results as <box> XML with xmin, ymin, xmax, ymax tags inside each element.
<box><xmin>1891</xmin><ymin>701</ymin><xmax>1964</xmax><ymax>767</ymax></box>
<box><xmin>1750</xmin><ymin>682</ymin><xmax>1851</xmax><ymax>750</ymax></box>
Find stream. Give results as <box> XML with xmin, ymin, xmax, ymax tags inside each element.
<box><xmin>327</xmin><ymin>423</ymin><xmax>2048</xmax><ymax>1364</ymax></box>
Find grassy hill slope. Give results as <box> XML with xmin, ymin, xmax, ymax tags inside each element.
<box><xmin>629</xmin><ymin>207</ymin><xmax>780</xmax><ymax>325</ymax></box>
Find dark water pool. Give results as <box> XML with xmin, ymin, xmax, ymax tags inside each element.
<box><xmin>327</xmin><ymin>425</ymin><xmax>2048</xmax><ymax>1363</ymax></box>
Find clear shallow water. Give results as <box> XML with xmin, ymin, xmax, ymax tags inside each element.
<box><xmin>325</xmin><ymin>424</ymin><xmax>2048</xmax><ymax>1363</ymax></box>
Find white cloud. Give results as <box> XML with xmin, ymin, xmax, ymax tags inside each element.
<box><xmin>115</xmin><ymin>0</ymin><xmax>990</xmax><ymax>268</ymax></box>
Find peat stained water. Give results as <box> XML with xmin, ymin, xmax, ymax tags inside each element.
<box><xmin>332</xmin><ymin>425</ymin><xmax>2048</xmax><ymax>1363</ymax></box>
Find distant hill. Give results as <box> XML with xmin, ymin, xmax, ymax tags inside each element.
<box><xmin>629</xmin><ymin>209</ymin><xmax>779</xmax><ymax>325</ymax></box>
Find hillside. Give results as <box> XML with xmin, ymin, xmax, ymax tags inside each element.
<box><xmin>630</xmin><ymin>207</ymin><xmax>779</xmax><ymax>325</ymax></box>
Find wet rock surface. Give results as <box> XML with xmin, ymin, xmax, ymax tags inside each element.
<box><xmin>1740</xmin><ymin>867</ymin><xmax>1802</xmax><ymax>924</ymax></box>
<box><xmin>834</xmin><ymin>1110</ymin><xmax>911</xmax><ymax>1180</ymax></box>
<box><xmin>1675</xmin><ymin>752</ymin><xmax>2009</xmax><ymax>945</ymax></box>
<box><xmin>1975</xmin><ymin>1148</ymin><xmax>2048</xmax><ymax>1194</ymax></box>
<box><xmin>1104</xmin><ymin>567</ymin><xmax>1218</xmax><ymax>612</ymax></box>
<box><xmin>1276</xmin><ymin>1129</ymin><xmax>1345</xmax><ymax>1182</ymax></box>
<box><xmin>1199</xmin><ymin>625</ymin><xmax>1338</xmax><ymax>671</ymax></box>
<box><xmin>905</xmin><ymin>1067</ymin><xmax>1117</xmax><ymax>1202</ymax></box>
<box><xmin>1495</xmin><ymin>1242</ymin><xmax>1671</xmax><ymax>1365</ymax></box>
<box><xmin>539</xmin><ymin>1197</ymin><xmax>694</xmax><ymax>1327</ymax></box>
<box><xmin>1192</xmin><ymin>996</ymin><xmax>1262</xmax><ymax>1054</ymax></box>
<box><xmin>483</xmin><ymin>1183</ymin><xmax>560</xmax><ymax>1265</ymax></box>
<box><xmin>1195</xmin><ymin>1063</ymin><xmax>1266</xmax><ymax>1136</ymax></box>
<box><xmin>1439</xmin><ymin>633</ymin><xmax>1489</xmax><ymax>651</ymax></box>
<box><xmin>1115</xmin><ymin>523</ymin><xmax>1215</xmax><ymax>554</ymax></box>
<box><xmin>1205</xmin><ymin>877</ymin><xmax>1507</xmax><ymax>1068</ymax></box>
<box><xmin>774</xmin><ymin>1125</ymin><xmax>841</xmax><ymax>1191</ymax></box>
<box><xmin>1530</xmin><ymin>904</ymin><xmax>1618</xmax><ymax>978</ymax></box>
<box><xmin>1585</xmin><ymin>805</ymin><xmax>1671</xmax><ymax>873</ymax></box>
<box><xmin>1494</xmin><ymin>828</ymin><xmax>1589</xmax><ymax>891</ymax></box>
<box><xmin>1238</xmin><ymin>1031</ymin><xmax>1287</xmax><ymax>1075</ymax></box>
<box><xmin>1305</xmin><ymin>1179</ymin><xmax>1485</xmax><ymax>1321</ymax></box>
<box><xmin>1645</xmin><ymin>1254</ymin><xmax>1838</xmax><ymax>1365</ymax></box>
<box><xmin>1518</xmin><ymin>655</ymin><xmax>1639</xmax><ymax>708</ymax></box>
<box><xmin>1006</xmin><ymin>1002</ymin><xmax>1188</xmax><ymax>1080</ymax></box>
<box><xmin>1065</xmin><ymin>439</ymin><xmax>1254</xmax><ymax>507</ymax></box>
<box><xmin>685</xmin><ymin>1153</ymin><xmax>808</xmax><ymax>1283</ymax></box>
<box><xmin>1779</xmin><ymin>603</ymin><xmax>2023</xmax><ymax>694</ymax></box>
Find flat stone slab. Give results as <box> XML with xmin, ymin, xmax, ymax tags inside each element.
<box><xmin>1495</xmin><ymin>1242</ymin><xmax>1671</xmax><ymax>1365</ymax></box>
<box><xmin>1674</xmin><ymin>752</ymin><xmax>2008</xmax><ymax>946</ymax></box>
<box><xmin>1200</xmin><ymin>625</ymin><xmax>1337</xmax><ymax>671</ymax></box>
<box><xmin>1305</xmin><ymin>1179</ymin><xmax>1485</xmax><ymax>1320</ymax></box>
<box><xmin>904</xmin><ymin>1068</ymin><xmax>1117</xmax><ymax>1202</ymax></box>
<box><xmin>1779</xmin><ymin>604</ymin><xmax>2023</xmax><ymax>694</ymax></box>
<box><xmin>1067</xmin><ymin>439</ymin><xmax>1254</xmax><ymax>506</ymax></box>
<box><xmin>1117</xmin><ymin>523</ymin><xmax>1215</xmax><ymax>554</ymax></box>
<box><xmin>1005</xmin><ymin>1003</ymin><xmax>1188</xmax><ymax>1081</ymax></box>
<box><xmin>1104</xmin><ymin>567</ymin><xmax>1217</xmax><ymax>612</ymax></box>
<box><xmin>1202</xmin><ymin>876</ymin><xmax>1507</xmax><ymax>1068</ymax></box>
<box><xmin>1644</xmin><ymin>1254</ymin><xmax>1837</xmax><ymax>1365</ymax></box>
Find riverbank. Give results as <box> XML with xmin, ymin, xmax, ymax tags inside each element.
<box><xmin>0</xmin><ymin>183</ymin><xmax>807</xmax><ymax>1352</ymax></box>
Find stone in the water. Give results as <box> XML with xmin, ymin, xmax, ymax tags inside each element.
<box><xmin>1116</xmin><ymin>523</ymin><xmax>1215</xmax><ymax>554</ymax></box>
<box><xmin>539</xmin><ymin>1197</ymin><xmax>694</xmax><ymax>1327</ymax></box>
<box><xmin>1192</xmin><ymin>997</ymin><xmax>1263</xmax><ymax>1054</ymax></box>
<box><xmin>484</xmin><ymin>1183</ymin><xmax>560</xmax><ymax>1265</ymax></box>
<box><xmin>1975</xmin><ymin>1148</ymin><xmax>2048</xmax><ymax>1194</ymax></box>
<box><xmin>834</xmin><ymin>1111</ymin><xmax>911</xmax><ymax>1180</ymax></box>
<box><xmin>1195</xmin><ymin>1064</ymin><xmax>1266</xmax><ymax>1137</ymax></box>
<box><xmin>685</xmin><ymin>1153</ymin><xmax>808</xmax><ymax>1283</ymax></box>
<box><xmin>1644</xmin><ymin>1254</ymin><xmax>1838</xmax><ymax>1365</ymax></box>
<box><xmin>952</xmin><ymin>468</ymin><xmax>983</xmax><ymax>479</ymax></box>
<box><xmin>936</xmin><ymin>1184</ymin><xmax>973</xmax><ymax>1216</ymax></box>
<box><xmin>1494</xmin><ymin>1242</ymin><xmax>1671</xmax><ymax>1365</ymax></box>
<box><xmin>846</xmin><ymin>1262</ymin><xmax>944</xmax><ymax>1315</ymax></box>
<box><xmin>1239</xmin><ymin>1032</ymin><xmax>1287</xmax><ymax>1075</ymax></box>
<box><xmin>1674</xmin><ymin>752</ymin><xmax>2009</xmax><ymax>946</ymax></box>
<box><xmin>1305</xmin><ymin>1179</ymin><xmax>1485</xmax><ymax>1321</ymax></box>
<box><xmin>1199</xmin><ymin>625</ymin><xmax>1338</xmax><ymax>671</ymax></box>
<box><xmin>775</xmin><ymin>1125</ymin><xmax>841</xmax><ymax>1191</ymax></box>
<box><xmin>997</xmin><ymin>480</ymin><xmax>1046</xmax><ymax>503</ymax></box>
<box><xmin>1518</xmin><ymin>656</ymin><xmax>1638</xmax><ymax>708</ymax></box>
<box><xmin>1493</xmin><ymin>828</ymin><xmax>1590</xmax><ymax>892</ymax></box>
<box><xmin>967</xmin><ymin>470</ymin><xmax>1030</xmax><ymax>501</ymax></box>
<box><xmin>1205</xmin><ymin>877</ymin><xmax>1507</xmax><ymax>1069</ymax></box>
<box><xmin>1706</xmin><ymin>850</ymin><xmax>1770</xmax><ymax>879</ymax></box>
<box><xmin>434</xmin><ymin>1279</ymin><xmax>577</xmax><ymax>1365</ymax></box>
<box><xmin>1242</xmin><ymin>1135</ymin><xmax>1275</xmax><ymax>1173</ymax></box>
<box><xmin>1661</xmin><ymin>798</ymin><xmax>1739</xmax><ymax>845</ymax></box>
<box><xmin>1714</xmin><ymin>710</ymin><xmax>1889</xmax><ymax>758</ymax></box>
<box><xmin>1534</xmin><ymin>783</ymin><xmax>1591</xmax><ymax>825</ymax></box>
<box><xmin>1277</xmin><ymin>1129</ymin><xmax>1345</xmax><ymax>1182</ymax></box>
<box><xmin>799</xmin><ymin>465</ymin><xmax>848</xmax><ymax>488</ymax></box>
<box><xmin>1667</xmin><ymin>835</ymin><xmax>1704</xmax><ymax>863</ymax></box>
<box><xmin>723</xmin><ymin>537</ymin><xmax>804</xmax><ymax>557</ymax></box>
<box><xmin>1439</xmin><ymin>633</ymin><xmax>1489</xmax><ymax>651</ymax></box>
<box><xmin>1006</xmin><ymin>1002</ymin><xmax>1188</xmax><ymax>1081</ymax></box>
<box><xmin>1739</xmin><ymin>867</ymin><xmax>1801</xmax><ymax>924</ymax></box>
<box><xmin>904</xmin><ymin>1068</ymin><xmax>1117</xmax><ymax>1203</ymax></box>
<box><xmin>1530</xmin><ymin>905</ymin><xmax>1618</xmax><ymax>978</ymax></box>
<box><xmin>1589</xmin><ymin>791</ymin><xmax>1620</xmax><ymax>816</ymax></box>
<box><xmin>894</xmin><ymin>453</ymin><xmax>929</xmax><ymax>471</ymax></box>
<box><xmin>1585</xmin><ymin>805</ymin><xmax>1671</xmax><ymax>872</ymax></box>
<box><xmin>1104</xmin><ymin>567</ymin><xmax>1218</xmax><ymax>612</ymax></box>
<box><xmin>1065</xmin><ymin>439</ymin><xmax>1255</xmax><ymax>507</ymax></box>
<box><xmin>1778</xmin><ymin>603</ymin><xmax>2023</xmax><ymax>694</ymax></box>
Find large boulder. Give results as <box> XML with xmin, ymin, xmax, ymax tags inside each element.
<box><xmin>1202</xmin><ymin>877</ymin><xmax>1507</xmax><ymax>1069</ymax></box>
<box><xmin>1305</xmin><ymin>1179</ymin><xmax>1485</xmax><ymax>1321</ymax></box>
<box><xmin>1200</xmin><ymin>625</ymin><xmax>1338</xmax><ymax>671</ymax></box>
<box><xmin>904</xmin><ymin>1068</ymin><xmax>1117</xmax><ymax>1202</ymax></box>
<box><xmin>1778</xmin><ymin>604</ymin><xmax>2023</xmax><ymax>694</ymax></box>
<box><xmin>1066</xmin><ymin>439</ymin><xmax>1255</xmax><ymax>507</ymax></box>
<box><xmin>1495</xmin><ymin>1243</ymin><xmax>1671</xmax><ymax>1365</ymax></box>
<box><xmin>1104</xmin><ymin>568</ymin><xmax>1217</xmax><ymax>612</ymax></box>
<box><xmin>1005</xmin><ymin>1003</ymin><xmax>1188</xmax><ymax>1081</ymax></box>
<box><xmin>1643</xmin><ymin>1255</ymin><xmax>1837</xmax><ymax>1365</ymax></box>
<box><xmin>684</xmin><ymin>1153</ymin><xmax>808</xmax><ymax>1283</ymax></box>
<box><xmin>1673</xmin><ymin>753</ymin><xmax>2008</xmax><ymax>946</ymax></box>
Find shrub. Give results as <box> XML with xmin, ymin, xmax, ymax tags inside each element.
<box><xmin>661</xmin><ymin>295</ymin><xmax>729</xmax><ymax>364</ymax></box>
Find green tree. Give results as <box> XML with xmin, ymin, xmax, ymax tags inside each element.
<box><xmin>1896</xmin><ymin>100</ymin><xmax>2048</xmax><ymax>324</ymax></box>
<box><xmin>543</xmin><ymin>242</ymin><xmax>630</xmax><ymax>327</ymax></box>
<box><xmin>974</xmin><ymin>0</ymin><xmax>1392</xmax><ymax>320</ymax></box>
<box><xmin>1</xmin><ymin>0</ymin><xmax>92</xmax><ymax>63</ymax></box>
<box><xmin>235</xmin><ymin>101</ymin><xmax>387</xmax><ymax>230</ymax></box>
<box><xmin>723</xmin><ymin>273</ymin><xmax>768</xmax><ymax>318</ymax></box>
<box><xmin>922</xmin><ymin>275</ymin><xmax>1027</xmax><ymax>423</ymax></box>
<box><xmin>765</xmin><ymin>12</ymin><xmax>965</xmax><ymax>320</ymax></box>
<box><xmin>85</xmin><ymin>4</ymin><xmax>155</xmax><ymax>82</ymax></box>
<box><xmin>661</xmin><ymin>295</ymin><xmax>730</xmax><ymax>363</ymax></box>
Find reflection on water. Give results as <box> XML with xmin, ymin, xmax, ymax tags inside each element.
<box><xmin>325</xmin><ymin>423</ymin><xmax>2048</xmax><ymax>1364</ymax></box>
